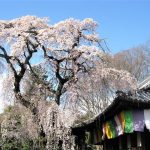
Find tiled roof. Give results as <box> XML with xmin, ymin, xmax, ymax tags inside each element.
<box><xmin>138</xmin><ymin>76</ymin><xmax>150</xmax><ymax>90</ymax></box>
<box><xmin>136</xmin><ymin>88</ymin><xmax>150</xmax><ymax>102</ymax></box>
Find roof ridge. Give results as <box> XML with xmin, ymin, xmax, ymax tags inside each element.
<box><xmin>138</xmin><ymin>76</ymin><xmax>150</xmax><ymax>90</ymax></box>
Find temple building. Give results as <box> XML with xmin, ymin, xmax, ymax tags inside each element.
<box><xmin>72</xmin><ymin>77</ymin><xmax>150</xmax><ymax>150</ymax></box>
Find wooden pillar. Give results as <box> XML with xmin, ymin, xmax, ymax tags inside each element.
<box><xmin>137</xmin><ymin>132</ymin><xmax>142</xmax><ymax>148</ymax></box>
<box><xmin>103</xmin><ymin>141</ymin><xmax>106</xmax><ymax>150</ymax></box>
<box><xmin>119</xmin><ymin>136</ymin><xmax>122</xmax><ymax>150</ymax></box>
<box><xmin>127</xmin><ymin>135</ymin><xmax>131</xmax><ymax>150</ymax></box>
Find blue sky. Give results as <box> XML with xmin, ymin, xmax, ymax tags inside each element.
<box><xmin>0</xmin><ymin>0</ymin><xmax>150</xmax><ymax>53</ymax></box>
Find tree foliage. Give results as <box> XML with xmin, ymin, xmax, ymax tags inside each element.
<box><xmin>0</xmin><ymin>16</ymin><xmax>137</xmax><ymax>149</ymax></box>
<box><xmin>112</xmin><ymin>43</ymin><xmax>150</xmax><ymax>81</ymax></box>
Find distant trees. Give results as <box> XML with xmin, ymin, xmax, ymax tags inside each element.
<box><xmin>112</xmin><ymin>43</ymin><xmax>150</xmax><ymax>81</ymax></box>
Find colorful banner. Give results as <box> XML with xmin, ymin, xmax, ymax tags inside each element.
<box><xmin>144</xmin><ymin>109</ymin><xmax>150</xmax><ymax>131</ymax></box>
<box><xmin>102</xmin><ymin>109</ymin><xmax>148</xmax><ymax>140</ymax></box>
<box><xmin>102</xmin><ymin>123</ymin><xmax>106</xmax><ymax>140</ymax></box>
<box><xmin>133</xmin><ymin>110</ymin><xmax>144</xmax><ymax>132</ymax></box>
<box><xmin>114</xmin><ymin>111</ymin><xmax>124</xmax><ymax>136</ymax></box>
<box><xmin>124</xmin><ymin>110</ymin><xmax>134</xmax><ymax>133</ymax></box>
<box><xmin>105</xmin><ymin>119</ymin><xmax>116</xmax><ymax>139</ymax></box>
